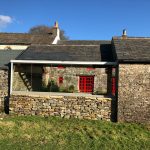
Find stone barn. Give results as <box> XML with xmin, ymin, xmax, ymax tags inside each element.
<box><xmin>0</xmin><ymin>23</ymin><xmax>149</xmax><ymax>123</ymax></box>
<box><xmin>112</xmin><ymin>36</ymin><xmax>150</xmax><ymax>123</ymax></box>
<box><xmin>9</xmin><ymin>41</ymin><xmax>116</xmax><ymax>121</ymax></box>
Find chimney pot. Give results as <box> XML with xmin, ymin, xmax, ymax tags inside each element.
<box><xmin>123</xmin><ymin>29</ymin><xmax>127</xmax><ymax>36</ymax></box>
<box><xmin>54</xmin><ymin>21</ymin><xmax>59</xmax><ymax>28</ymax></box>
<box><xmin>122</xmin><ymin>29</ymin><xmax>127</xmax><ymax>39</ymax></box>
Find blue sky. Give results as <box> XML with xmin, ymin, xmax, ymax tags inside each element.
<box><xmin>0</xmin><ymin>0</ymin><xmax>150</xmax><ymax>40</ymax></box>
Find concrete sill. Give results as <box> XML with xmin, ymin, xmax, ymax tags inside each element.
<box><xmin>11</xmin><ymin>91</ymin><xmax>113</xmax><ymax>99</ymax></box>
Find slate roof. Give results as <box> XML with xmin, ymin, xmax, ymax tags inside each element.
<box><xmin>112</xmin><ymin>37</ymin><xmax>150</xmax><ymax>63</ymax></box>
<box><xmin>58</xmin><ymin>40</ymin><xmax>114</xmax><ymax>62</ymax></box>
<box><xmin>57</xmin><ymin>40</ymin><xmax>111</xmax><ymax>45</ymax></box>
<box><xmin>0</xmin><ymin>50</ymin><xmax>24</xmax><ymax>69</ymax></box>
<box><xmin>16</xmin><ymin>45</ymin><xmax>102</xmax><ymax>61</ymax></box>
<box><xmin>0</xmin><ymin>33</ymin><xmax>55</xmax><ymax>45</ymax></box>
<box><xmin>15</xmin><ymin>44</ymin><xmax>113</xmax><ymax>63</ymax></box>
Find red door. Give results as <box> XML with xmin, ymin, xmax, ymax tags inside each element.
<box><xmin>79</xmin><ymin>76</ymin><xmax>94</xmax><ymax>93</ymax></box>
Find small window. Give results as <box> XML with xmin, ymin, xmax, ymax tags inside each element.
<box><xmin>79</xmin><ymin>76</ymin><xmax>94</xmax><ymax>93</ymax></box>
<box><xmin>86</xmin><ymin>67</ymin><xmax>95</xmax><ymax>71</ymax></box>
<box><xmin>112</xmin><ymin>77</ymin><xmax>116</xmax><ymax>95</ymax></box>
<box><xmin>59</xmin><ymin>77</ymin><xmax>63</xmax><ymax>84</ymax></box>
<box><xmin>58</xmin><ymin>65</ymin><xmax>65</xmax><ymax>69</ymax></box>
<box><xmin>112</xmin><ymin>68</ymin><xmax>116</xmax><ymax>77</ymax></box>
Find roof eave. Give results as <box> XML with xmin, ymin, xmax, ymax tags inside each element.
<box><xmin>10</xmin><ymin>60</ymin><xmax>117</xmax><ymax>65</ymax></box>
<box><xmin>118</xmin><ymin>59</ymin><xmax>150</xmax><ymax>64</ymax></box>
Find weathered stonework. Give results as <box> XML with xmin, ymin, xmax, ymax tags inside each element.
<box><xmin>13</xmin><ymin>65</ymin><xmax>110</xmax><ymax>94</ymax></box>
<box><xmin>13</xmin><ymin>72</ymin><xmax>29</xmax><ymax>91</ymax></box>
<box><xmin>118</xmin><ymin>64</ymin><xmax>150</xmax><ymax>123</ymax></box>
<box><xmin>0</xmin><ymin>69</ymin><xmax>8</xmax><ymax>112</ymax></box>
<box><xmin>9</xmin><ymin>94</ymin><xmax>112</xmax><ymax>121</ymax></box>
<box><xmin>13</xmin><ymin>65</ymin><xmax>111</xmax><ymax>94</ymax></box>
<box><xmin>42</xmin><ymin>66</ymin><xmax>108</xmax><ymax>94</ymax></box>
<box><xmin>13</xmin><ymin>64</ymin><xmax>42</xmax><ymax>91</ymax></box>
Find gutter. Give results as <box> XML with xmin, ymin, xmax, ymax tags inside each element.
<box><xmin>10</xmin><ymin>60</ymin><xmax>117</xmax><ymax>65</ymax></box>
<box><xmin>10</xmin><ymin>60</ymin><xmax>117</xmax><ymax>94</ymax></box>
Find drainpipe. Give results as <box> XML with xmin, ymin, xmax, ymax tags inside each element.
<box><xmin>115</xmin><ymin>63</ymin><xmax>119</xmax><ymax>122</ymax></box>
<box><xmin>10</xmin><ymin>62</ymin><xmax>13</xmax><ymax>95</ymax></box>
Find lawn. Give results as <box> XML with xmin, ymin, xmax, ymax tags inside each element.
<box><xmin>0</xmin><ymin>115</ymin><xmax>149</xmax><ymax>150</ymax></box>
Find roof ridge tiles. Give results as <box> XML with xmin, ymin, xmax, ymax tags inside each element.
<box><xmin>0</xmin><ymin>32</ymin><xmax>53</xmax><ymax>36</ymax></box>
<box><xmin>59</xmin><ymin>40</ymin><xmax>110</xmax><ymax>41</ymax></box>
<box><xmin>113</xmin><ymin>36</ymin><xmax>150</xmax><ymax>40</ymax></box>
<box><xmin>31</xmin><ymin>44</ymin><xmax>100</xmax><ymax>47</ymax></box>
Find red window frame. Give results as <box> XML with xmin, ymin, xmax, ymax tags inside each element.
<box><xmin>59</xmin><ymin>77</ymin><xmax>63</xmax><ymax>84</ymax></box>
<box><xmin>86</xmin><ymin>67</ymin><xmax>95</xmax><ymax>71</ymax></box>
<box><xmin>79</xmin><ymin>76</ymin><xmax>94</xmax><ymax>93</ymax></box>
<box><xmin>57</xmin><ymin>65</ymin><xmax>65</xmax><ymax>69</ymax></box>
<box><xmin>112</xmin><ymin>77</ymin><xmax>116</xmax><ymax>95</ymax></box>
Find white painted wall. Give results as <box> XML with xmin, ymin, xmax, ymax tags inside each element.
<box><xmin>52</xmin><ymin>28</ymin><xmax>60</xmax><ymax>44</ymax></box>
<box><xmin>0</xmin><ymin>45</ymin><xmax>29</xmax><ymax>50</ymax></box>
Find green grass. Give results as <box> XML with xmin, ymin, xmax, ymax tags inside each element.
<box><xmin>0</xmin><ymin>116</ymin><xmax>149</xmax><ymax>150</ymax></box>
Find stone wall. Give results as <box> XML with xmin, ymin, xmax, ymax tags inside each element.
<box><xmin>13</xmin><ymin>65</ymin><xmax>110</xmax><ymax>94</ymax></box>
<box><xmin>13</xmin><ymin>64</ymin><xmax>42</xmax><ymax>91</ymax></box>
<box><xmin>43</xmin><ymin>66</ymin><xmax>108</xmax><ymax>94</ymax></box>
<box><xmin>9</xmin><ymin>94</ymin><xmax>112</xmax><ymax>121</ymax></box>
<box><xmin>0</xmin><ymin>69</ymin><xmax>8</xmax><ymax>112</ymax></box>
<box><xmin>118</xmin><ymin>64</ymin><xmax>150</xmax><ymax>123</ymax></box>
<box><xmin>13</xmin><ymin>72</ymin><xmax>29</xmax><ymax>91</ymax></box>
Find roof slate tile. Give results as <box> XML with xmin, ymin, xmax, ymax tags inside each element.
<box><xmin>0</xmin><ymin>33</ymin><xmax>55</xmax><ymax>45</ymax></box>
<box><xmin>112</xmin><ymin>37</ymin><xmax>150</xmax><ymax>63</ymax></box>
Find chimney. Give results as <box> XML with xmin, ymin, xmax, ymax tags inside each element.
<box><xmin>52</xmin><ymin>21</ymin><xmax>60</xmax><ymax>44</ymax></box>
<box><xmin>122</xmin><ymin>29</ymin><xmax>127</xmax><ymax>39</ymax></box>
<box><xmin>54</xmin><ymin>21</ymin><xmax>59</xmax><ymax>28</ymax></box>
